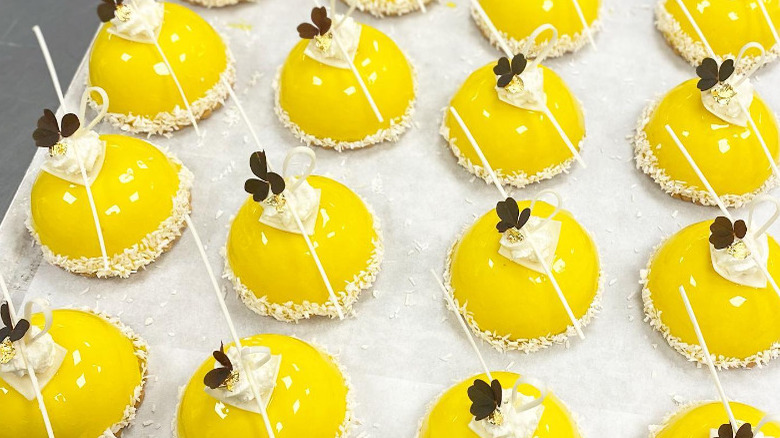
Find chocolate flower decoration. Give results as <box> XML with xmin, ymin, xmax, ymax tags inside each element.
<box><xmin>297</xmin><ymin>6</ymin><xmax>332</xmax><ymax>39</ymax></box>
<box><xmin>97</xmin><ymin>0</ymin><xmax>125</xmax><ymax>23</ymax></box>
<box><xmin>244</xmin><ymin>151</ymin><xmax>286</xmax><ymax>202</ymax></box>
<box><xmin>467</xmin><ymin>378</ymin><xmax>503</xmax><ymax>422</ymax></box>
<box><xmin>0</xmin><ymin>302</ymin><xmax>30</xmax><ymax>344</ymax></box>
<box><xmin>717</xmin><ymin>423</ymin><xmax>753</xmax><ymax>438</ymax></box>
<box><xmin>32</xmin><ymin>109</ymin><xmax>80</xmax><ymax>154</ymax></box>
<box><xmin>496</xmin><ymin>197</ymin><xmax>531</xmax><ymax>233</ymax></box>
<box><xmin>709</xmin><ymin>216</ymin><xmax>747</xmax><ymax>250</ymax></box>
<box><xmin>696</xmin><ymin>57</ymin><xmax>735</xmax><ymax>91</ymax></box>
<box><xmin>203</xmin><ymin>342</ymin><xmax>238</xmax><ymax>390</ymax></box>
<box><xmin>493</xmin><ymin>54</ymin><xmax>527</xmax><ymax>88</ymax></box>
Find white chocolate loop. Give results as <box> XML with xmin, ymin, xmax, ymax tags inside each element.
<box><xmin>530</xmin><ymin>190</ymin><xmax>563</xmax><ymax>226</ymax></box>
<box><xmin>525</xmin><ymin>24</ymin><xmax>559</xmax><ymax>68</ymax></box>
<box><xmin>283</xmin><ymin>147</ymin><xmax>317</xmax><ymax>192</ymax></box>
<box><xmin>754</xmin><ymin>413</ymin><xmax>780</xmax><ymax>436</ymax></box>
<box><xmin>734</xmin><ymin>42</ymin><xmax>766</xmax><ymax>87</ymax></box>
<box><xmin>79</xmin><ymin>87</ymin><xmax>109</xmax><ymax>133</ymax></box>
<box><xmin>22</xmin><ymin>299</ymin><xmax>52</xmax><ymax>344</ymax></box>
<box><xmin>748</xmin><ymin>195</ymin><xmax>780</xmax><ymax>239</ymax></box>
<box><xmin>510</xmin><ymin>376</ymin><xmax>548</xmax><ymax>412</ymax></box>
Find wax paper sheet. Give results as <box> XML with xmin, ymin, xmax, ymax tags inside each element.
<box><xmin>2</xmin><ymin>0</ymin><xmax>780</xmax><ymax>436</ymax></box>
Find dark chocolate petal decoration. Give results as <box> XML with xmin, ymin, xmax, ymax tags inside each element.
<box><xmin>204</xmin><ymin>367</ymin><xmax>232</xmax><ymax>389</ymax></box>
<box><xmin>60</xmin><ymin>113</ymin><xmax>81</xmax><ymax>138</ymax></box>
<box><xmin>97</xmin><ymin>1</ymin><xmax>116</xmax><ymax>22</ymax></box>
<box><xmin>497</xmin><ymin>74</ymin><xmax>513</xmax><ymax>88</ymax></box>
<box><xmin>9</xmin><ymin>319</ymin><xmax>30</xmax><ymax>342</ymax></box>
<box><xmin>245</xmin><ymin>178</ymin><xmax>271</xmax><ymax>202</ymax></box>
<box><xmin>709</xmin><ymin>216</ymin><xmax>738</xmax><ymax>250</ymax></box>
<box><xmin>267</xmin><ymin>173</ymin><xmax>286</xmax><ymax>195</ymax></box>
<box><xmin>213</xmin><ymin>343</ymin><xmax>233</xmax><ymax>370</ymax></box>
<box><xmin>735</xmin><ymin>423</ymin><xmax>754</xmax><ymax>438</ymax></box>
<box><xmin>467</xmin><ymin>379</ymin><xmax>501</xmax><ymax>421</ymax></box>
<box><xmin>0</xmin><ymin>327</ymin><xmax>9</xmax><ymax>341</ymax></box>
<box><xmin>38</xmin><ymin>109</ymin><xmax>58</xmax><ymax>132</ymax></box>
<box><xmin>250</xmin><ymin>151</ymin><xmax>269</xmax><ymax>179</ymax></box>
<box><xmin>719</xmin><ymin>59</ymin><xmax>735</xmax><ymax>83</ymax></box>
<box><xmin>511</xmin><ymin>54</ymin><xmax>527</xmax><ymax>75</ymax></box>
<box><xmin>734</xmin><ymin>219</ymin><xmax>748</xmax><ymax>239</ymax></box>
<box><xmin>297</xmin><ymin>23</ymin><xmax>320</xmax><ymax>39</ymax></box>
<box><xmin>33</xmin><ymin>128</ymin><xmax>59</xmax><ymax>148</ymax></box>
<box><xmin>0</xmin><ymin>303</ymin><xmax>11</xmax><ymax>328</ymax></box>
<box><xmin>493</xmin><ymin>57</ymin><xmax>511</xmax><ymax>76</ymax></box>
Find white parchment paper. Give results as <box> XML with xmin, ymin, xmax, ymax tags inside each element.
<box><xmin>2</xmin><ymin>0</ymin><xmax>780</xmax><ymax>436</ymax></box>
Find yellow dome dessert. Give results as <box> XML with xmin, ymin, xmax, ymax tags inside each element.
<box><xmin>275</xmin><ymin>8</ymin><xmax>416</xmax><ymax>150</ymax></box>
<box><xmin>642</xmin><ymin>219</ymin><xmax>780</xmax><ymax>368</ymax></box>
<box><xmin>652</xmin><ymin>401</ymin><xmax>780</xmax><ymax>438</ymax></box>
<box><xmin>445</xmin><ymin>198</ymin><xmax>601</xmax><ymax>352</ymax></box>
<box><xmin>175</xmin><ymin>334</ymin><xmax>353</xmax><ymax>438</ymax></box>
<box><xmin>472</xmin><ymin>0</ymin><xmax>600</xmax><ymax>57</ymax></box>
<box><xmin>417</xmin><ymin>371</ymin><xmax>582</xmax><ymax>438</ymax></box>
<box><xmin>0</xmin><ymin>308</ymin><xmax>147</xmax><ymax>438</ymax></box>
<box><xmin>442</xmin><ymin>62</ymin><xmax>585</xmax><ymax>188</ymax></box>
<box><xmin>89</xmin><ymin>1</ymin><xmax>235</xmax><ymax>134</ymax></box>
<box><xmin>224</xmin><ymin>166</ymin><xmax>382</xmax><ymax>321</ymax></box>
<box><xmin>28</xmin><ymin>132</ymin><xmax>193</xmax><ymax>278</ymax></box>
<box><xmin>634</xmin><ymin>78</ymin><xmax>779</xmax><ymax>208</ymax></box>
<box><xmin>656</xmin><ymin>0</ymin><xmax>780</xmax><ymax>70</ymax></box>
<box><xmin>341</xmin><ymin>0</ymin><xmax>434</xmax><ymax>16</ymax></box>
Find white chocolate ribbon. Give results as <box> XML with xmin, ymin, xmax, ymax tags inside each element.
<box><xmin>755</xmin><ymin>414</ymin><xmax>780</xmax><ymax>437</ymax></box>
<box><xmin>524</xmin><ymin>25</ymin><xmax>558</xmax><ymax>70</ymax></box>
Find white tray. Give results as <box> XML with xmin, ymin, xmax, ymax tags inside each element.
<box><xmin>2</xmin><ymin>0</ymin><xmax>780</xmax><ymax>436</ymax></box>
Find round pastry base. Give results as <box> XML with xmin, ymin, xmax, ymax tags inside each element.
<box><xmin>470</xmin><ymin>4</ymin><xmax>601</xmax><ymax>58</ymax></box>
<box><xmin>273</xmin><ymin>65</ymin><xmax>417</xmax><ymax>151</ymax></box>
<box><xmin>88</xmin><ymin>49</ymin><xmax>236</xmax><ymax>135</ymax></box>
<box><xmin>439</xmin><ymin>111</ymin><xmax>581</xmax><ymax>189</ymax></box>
<box><xmin>222</xmin><ymin>203</ymin><xmax>384</xmax><ymax>322</ymax></box>
<box><xmin>26</xmin><ymin>151</ymin><xmax>194</xmax><ymax>279</ymax></box>
<box><xmin>654</xmin><ymin>0</ymin><xmax>779</xmax><ymax>72</ymax></box>
<box><xmin>171</xmin><ymin>337</ymin><xmax>357</xmax><ymax>438</ymax></box>
<box><xmin>632</xmin><ymin>97</ymin><xmax>778</xmax><ymax>208</ymax></box>
<box><xmin>442</xmin><ymin>224</ymin><xmax>604</xmax><ymax>353</ymax></box>
<box><xmin>341</xmin><ymin>0</ymin><xmax>434</xmax><ymax>17</ymax></box>
<box><xmin>640</xmin><ymin>244</ymin><xmax>780</xmax><ymax>369</ymax></box>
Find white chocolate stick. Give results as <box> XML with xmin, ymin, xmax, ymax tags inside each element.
<box><xmin>431</xmin><ymin>270</ymin><xmax>493</xmax><ymax>381</ymax></box>
<box><xmin>570</xmin><ymin>0</ymin><xmax>596</xmax><ymax>50</ymax></box>
<box><xmin>221</xmin><ymin>78</ymin><xmax>345</xmax><ymax>320</ymax></box>
<box><xmin>0</xmin><ymin>273</ymin><xmax>55</xmax><ymax>438</ymax></box>
<box><xmin>449</xmin><ymin>106</ymin><xmax>585</xmax><ymax>339</ymax></box>
<box><xmin>316</xmin><ymin>0</ymin><xmax>383</xmax><ymax>123</ymax></box>
<box><xmin>757</xmin><ymin>0</ymin><xmax>780</xmax><ymax>49</ymax></box>
<box><xmin>127</xmin><ymin>0</ymin><xmax>201</xmax><ymax>136</ymax></box>
<box><xmin>674</xmin><ymin>0</ymin><xmax>717</xmax><ymax>59</ymax></box>
<box><xmin>32</xmin><ymin>26</ymin><xmax>110</xmax><ymax>274</ymax></box>
<box><xmin>416</xmin><ymin>0</ymin><xmax>427</xmax><ymax>14</ymax></box>
<box><xmin>665</xmin><ymin>125</ymin><xmax>780</xmax><ymax>301</ymax></box>
<box><xmin>678</xmin><ymin>285</ymin><xmax>739</xmax><ymax>432</ymax></box>
<box><xmin>471</xmin><ymin>0</ymin><xmax>514</xmax><ymax>57</ymax></box>
<box><xmin>184</xmin><ymin>215</ymin><xmax>276</xmax><ymax>438</ymax></box>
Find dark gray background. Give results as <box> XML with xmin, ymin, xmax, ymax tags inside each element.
<box><xmin>0</xmin><ymin>0</ymin><xmax>94</xmax><ymax>217</ymax></box>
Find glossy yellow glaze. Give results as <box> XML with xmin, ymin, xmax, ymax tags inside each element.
<box><xmin>279</xmin><ymin>24</ymin><xmax>415</xmax><ymax>142</ymax></box>
<box><xmin>177</xmin><ymin>334</ymin><xmax>348</xmax><ymax>438</ymax></box>
<box><xmin>444</xmin><ymin>63</ymin><xmax>585</xmax><ymax>179</ymax></box>
<box><xmin>647</xmin><ymin>221</ymin><xmax>780</xmax><ymax>360</ymax></box>
<box><xmin>30</xmin><ymin>134</ymin><xmax>181</xmax><ymax>259</ymax></box>
<box><xmin>644</xmin><ymin>79</ymin><xmax>779</xmax><ymax>197</ymax></box>
<box><xmin>226</xmin><ymin>176</ymin><xmax>377</xmax><ymax>306</ymax></box>
<box><xmin>0</xmin><ymin>310</ymin><xmax>144</xmax><ymax>438</ymax></box>
<box><xmin>419</xmin><ymin>371</ymin><xmax>581</xmax><ymax>438</ymax></box>
<box><xmin>664</xmin><ymin>0</ymin><xmax>780</xmax><ymax>59</ymax></box>
<box><xmin>449</xmin><ymin>201</ymin><xmax>600</xmax><ymax>341</ymax></box>
<box><xmin>89</xmin><ymin>2</ymin><xmax>228</xmax><ymax>118</ymax></box>
<box><xmin>479</xmin><ymin>0</ymin><xmax>600</xmax><ymax>40</ymax></box>
<box><xmin>655</xmin><ymin>401</ymin><xmax>780</xmax><ymax>438</ymax></box>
